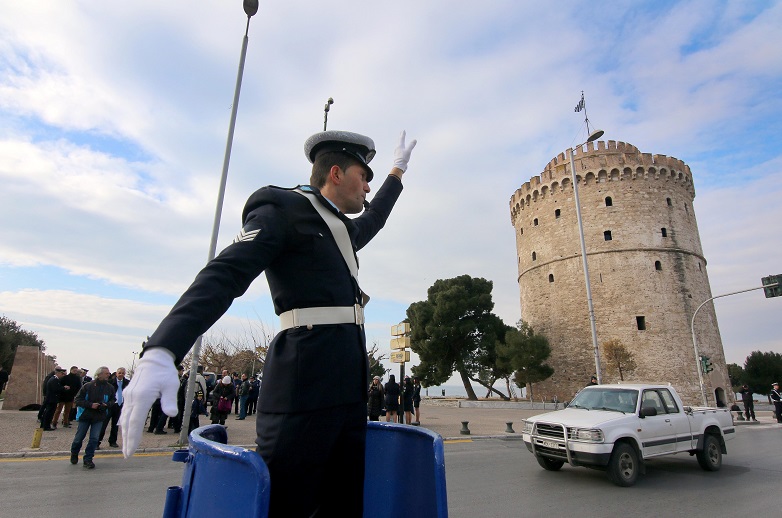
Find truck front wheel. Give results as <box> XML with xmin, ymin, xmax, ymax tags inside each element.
<box><xmin>536</xmin><ymin>455</ymin><xmax>564</xmax><ymax>471</ymax></box>
<box><xmin>696</xmin><ymin>434</ymin><xmax>722</xmax><ymax>471</ymax></box>
<box><xmin>607</xmin><ymin>443</ymin><xmax>639</xmax><ymax>487</ymax></box>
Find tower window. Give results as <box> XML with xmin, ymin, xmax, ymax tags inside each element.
<box><xmin>666</xmin><ymin>197</ymin><xmax>672</xmax><ymax>206</ymax></box>
<box><xmin>661</xmin><ymin>227</ymin><xmax>667</xmax><ymax>237</ymax></box>
<box><xmin>604</xmin><ymin>230</ymin><xmax>612</xmax><ymax>241</ymax></box>
<box><xmin>555</xmin><ymin>209</ymin><xmax>561</xmax><ymax>219</ymax></box>
<box><xmin>532</xmin><ymin>252</ymin><xmax>537</xmax><ymax>261</ymax></box>
<box><xmin>520</xmin><ymin>228</ymin><xmax>523</xmax><ymax>235</ymax></box>
<box><xmin>636</xmin><ymin>316</ymin><xmax>646</xmax><ymax>330</ymax></box>
<box><xmin>605</xmin><ymin>196</ymin><xmax>613</xmax><ymax>207</ymax></box>
<box><xmin>534</xmin><ymin>218</ymin><xmax>539</xmax><ymax>226</ymax></box>
<box><xmin>548</xmin><ymin>273</ymin><xmax>554</xmax><ymax>283</ymax></box>
<box><xmin>655</xmin><ymin>260</ymin><xmax>662</xmax><ymax>271</ymax></box>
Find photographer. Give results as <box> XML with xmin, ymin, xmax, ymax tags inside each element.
<box><xmin>71</xmin><ymin>366</ymin><xmax>116</xmax><ymax>469</ymax></box>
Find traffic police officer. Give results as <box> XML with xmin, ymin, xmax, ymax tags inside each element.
<box><xmin>120</xmin><ymin>129</ymin><xmax>417</xmax><ymax>517</ymax></box>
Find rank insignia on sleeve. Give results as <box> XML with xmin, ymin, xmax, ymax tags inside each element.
<box><xmin>233</xmin><ymin>228</ymin><xmax>261</xmax><ymax>243</ymax></box>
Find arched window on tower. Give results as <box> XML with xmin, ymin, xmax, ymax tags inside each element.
<box><xmin>605</xmin><ymin>196</ymin><xmax>613</xmax><ymax>207</ymax></box>
<box><xmin>534</xmin><ymin>218</ymin><xmax>539</xmax><ymax>226</ymax></box>
<box><xmin>555</xmin><ymin>209</ymin><xmax>561</xmax><ymax>219</ymax></box>
<box><xmin>661</xmin><ymin>227</ymin><xmax>668</xmax><ymax>237</ymax></box>
<box><xmin>655</xmin><ymin>260</ymin><xmax>662</xmax><ymax>271</ymax></box>
<box><xmin>548</xmin><ymin>273</ymin><xmax>554</xmax><ymax>283</ymax></box>
<box><xmin>666</xmin><ymin>197</ymin><xmax>672</xmax><ymax>206</ymax></box>
<box><xmin>532</xmin><ymin>251</ymin><xmax>537</xmax><ymax>261</ymax></box>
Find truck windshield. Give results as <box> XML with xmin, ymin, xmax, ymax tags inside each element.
<box><xmin>569</xmin><ymin>388</ymin><xmax>638</xmax><ymax>413</ymax></box>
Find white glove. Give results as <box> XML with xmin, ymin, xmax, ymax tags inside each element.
<box><xmin>392</xmin><ymin>130</ymin><xmax>417</xmax><ymax>172</ymax></box>
<box><xmin>119</xmin><ymin>348</ymin><xmax>180</xmax><ymax>458</ymax></box>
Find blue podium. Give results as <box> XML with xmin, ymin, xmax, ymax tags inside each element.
<box><xmin>163</xmin><ymin>421</ymin><xmax>448</xmax><ymax>518</ymax></box>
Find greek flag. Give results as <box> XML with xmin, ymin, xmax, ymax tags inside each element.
<box><xmin>574</xmin><ymin>94</ymin><xmax>585</xmax><ymax>112</ymax></box>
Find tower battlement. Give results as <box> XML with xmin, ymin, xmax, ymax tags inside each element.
<box><xmin>509</xmin><ymin>141</ymin><xmax>694</xmax><ymax>223</ymax></box>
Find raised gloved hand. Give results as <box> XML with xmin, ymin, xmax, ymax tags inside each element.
<box><xmin>119</xmin><ymin>348</ymin><xmax>180</xmax><ymax>458</ymax></box>
<box><xmin>393</xmin><ymin>130</ymin><xmax>417</xmax><ymax>172</ymax></box>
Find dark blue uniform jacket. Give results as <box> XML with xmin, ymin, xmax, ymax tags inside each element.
<box><xmin>143</xmin><ymin>175</ymin><xmax>403</xmax><ymax>413</ymax></box>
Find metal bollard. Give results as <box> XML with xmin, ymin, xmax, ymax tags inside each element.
<box><xmin>31</xmin><ymin>427</ymin><xmax>43</xmax><ymax>449</ymax></box>
<box><xmin>505</xmin><ymin>422</ymin><xmax>515</xmax><ymax>433</ymax></box>
<box><xmin>460</xmin><ymin>421</ymin><xmax>471</xmax><ymax>435</ymax></box>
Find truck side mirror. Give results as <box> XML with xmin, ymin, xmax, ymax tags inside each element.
<box><xmin>640</xmin><ymin>406</ymin><xmax>657</xmax><ymax>418</ymax></box>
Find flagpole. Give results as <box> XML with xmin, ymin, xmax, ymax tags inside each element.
<box><xmin>574</xmin><ymin>91</ymin><xmax>597</xmax><ymax>135</ymax></box>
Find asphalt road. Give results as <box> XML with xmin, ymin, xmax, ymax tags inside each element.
<box><xmin>1</xmin><ymin>424</ymin><xmax>779</xmax><ymax>517</ymax></box>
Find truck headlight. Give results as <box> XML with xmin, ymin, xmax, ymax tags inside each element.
<box><xmin>522</xmin><ymin>420</ymin><xmax>534</xmax><ymax>434</ymax></box>
<box><xmin>570</xmin><ymin>428</ymin><xmax>604</xmax><ymax>442</ymax></box>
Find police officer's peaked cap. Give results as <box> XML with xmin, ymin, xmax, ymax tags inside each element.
<box><xmin>304</xmin><ymin>130</ymin><xmax>376</xmax><ymax>181</ymax></box>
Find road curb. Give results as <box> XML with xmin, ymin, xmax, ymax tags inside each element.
<box><xmin>0</xmin><ymin>436</ymin><xmax>527</xmax><ymax>459</ymax></box>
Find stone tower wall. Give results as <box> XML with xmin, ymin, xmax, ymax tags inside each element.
<box><xmin>509</xmin><ymin>140</ymin><xmax>731</xmax><ymax>406</ymax></box>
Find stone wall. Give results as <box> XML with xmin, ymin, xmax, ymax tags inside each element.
<box><xmin>508</xmin><ymin>141</ymin><xmax>730</xmax><ymax>406</ymax></box>
<box><xmin>3</xmin><ymin>345</ymin><xmax>57</xmax><ymax>410</ymax></box>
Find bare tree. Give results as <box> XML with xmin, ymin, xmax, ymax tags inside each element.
<box><xmin>602</xmin><ymin>339</ymin><xmax>637</xmax><ymax>381</ymax></box>
<box><xmin>182</xmin><ymin>316</ymin><xmax>273</xmax><ymax>376</ymax></box>
<box><xmin>367</xmin><ymin>340</ymin><xmax>388</xmax><ymax>379</ymax></box>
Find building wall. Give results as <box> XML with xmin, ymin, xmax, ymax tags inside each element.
<box><xmin>509</xmin><ymin>140</ymin><xmax>730</xmax><ymax>406</ymax></box>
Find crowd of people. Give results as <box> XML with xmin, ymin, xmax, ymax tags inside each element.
<box><xmin>36</xmin><ymin>363</ymin><xmax>264</xmax><ymax>468</ymax></box>
<box><xmin>37</xmin><ymin>365</ymin><xmax>121</xmax><ymax>469</ymax></box>
<box><xmin>368</xmin><ymin>374</ymin><xmax>421</xmax><ymax>425</ymax></box>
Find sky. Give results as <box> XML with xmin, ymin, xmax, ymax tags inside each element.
<box><xmin>1</xmin><ymin>1</ymin><xmax>780</xmax><ymax>381</ymax></box>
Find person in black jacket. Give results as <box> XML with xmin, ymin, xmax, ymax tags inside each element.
<box><xmin>71</xmin><ymin>366</ymin><xmax>115</xmax><ymax>469</ymax></box>
<box><xmin>120</xmin><ymin>129</ymin><xmax>417</xmax><ymax>517</ymax></box>
<box><xmin>52</xmin><ymin>366</ymin><xmax>82</xmax><ymax>428</ymax></box>
<box><xmin>41</xmin><ymin>367</ymin><xmax>68</xmax><ymax>431</ymax></box>
<box><xmin>403</xmin><ymin>375</ymin><xmax>414</xmax><ymax>424</ymax></box>
<box><xmin>210</xmin><ymin>376</ymin><xmax>235</xmax><ymax>425</ymax></box>
<box><xmin>367</xmin><ymin>376</ymin><xmax>384</xmax><ymax>421</ymax></box>
<box><xmin>247</xmin><ymin>376</ymin><xmax>260</xmax><ymax>416</ymax></box>
<box><xmin>385</xmin><ymin>374</ymin><xmax>400</xmax><ymax>423</ymax></box>
<box><xmin>739</xmin><ymin>384</ymin><xmax>756</xmax><ymax>421</ymax></box>
<box><xmin>99</xmin><ymin>367</ymin><xmax>130</xmax><ymax>448</ymax></box>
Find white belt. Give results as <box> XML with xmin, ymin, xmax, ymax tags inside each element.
<box><xmin>279</xmin><ymin>304</ymin><xmax>364</xmax><ymax>331</ymax></box>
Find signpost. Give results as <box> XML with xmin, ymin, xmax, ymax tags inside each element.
<box><xmin>391</xmin><ymin>322</ymin><xmax>411</xmax><ymax>423</ymax></box>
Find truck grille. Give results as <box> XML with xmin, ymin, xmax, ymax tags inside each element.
<box><xmin>535</xmin><ymin>422</ymin><xmax>565</xmax><ymax>439</ymax></box>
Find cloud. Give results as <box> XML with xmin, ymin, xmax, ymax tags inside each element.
<box><xmin>0</xmin><ymin>0</ymin><xmax>780</xmax><ymax>376</ymax></box>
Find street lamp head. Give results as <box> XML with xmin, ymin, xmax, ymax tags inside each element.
<box><xmin>243</xmin><ymin>0</ymin><xmax>259</xmax><ymax>17</ymax></box>
<box><xmin>586</xmin><ymin>129</ymin><xmax>604</xmax><ymax>143</ymax></box>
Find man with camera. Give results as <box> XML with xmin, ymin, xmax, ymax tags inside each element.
<box><xmin>71</xmin><ymin>366</ymin><xmax>116</xmax><ymax>469</ymax></box>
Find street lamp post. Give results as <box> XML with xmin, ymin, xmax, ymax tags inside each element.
<box><xmin>691</xmin><ymin>281</ymin><xmax>780</xmax><ymax>407</ymax></box>
<box><xmin>178</xmin><ymin>0</ymin><xmax>259</xmax><ymax>447</ymax></box>
<box><xmin>568</xmin><ymin>129</ymin><xmax>604</xmax><ymax>384</ymax></box>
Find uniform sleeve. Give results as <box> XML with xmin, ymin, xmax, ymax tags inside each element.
<box><xmin>351</xmin><ymin>175</ymin><xmax>403</xmax><ymax>251</ymax></box>
<box><xmin>143</xmin><ymin>198</ymin><xmax>289</xmax><ymax>363</ymax></box>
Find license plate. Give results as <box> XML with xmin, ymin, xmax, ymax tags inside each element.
<box><xmin>541</xmin><ymin>440</ymin><xmax>560</xmax><ymax>448</ymax></box>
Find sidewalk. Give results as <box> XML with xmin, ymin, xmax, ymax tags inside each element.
<box><xmin>0</xmin><ymin>399</ymin><xmax>541</xmax><ymax>458</ymax></box>
<box><xmin>0</xmin><ymin>398</ymin><xmax>774</xmax><ymax>458</ymax></box>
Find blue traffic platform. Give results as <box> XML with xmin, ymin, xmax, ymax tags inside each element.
<box><xmin>163</xmin><ymin>421</ymin><xmax>448</xmax><ymax>518</ymax></box>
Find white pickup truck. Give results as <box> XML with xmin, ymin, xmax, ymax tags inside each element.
<box><xmin>521</xmin><ymin>384</ymin><xmax>736</xmax><ymax>486</ymax></box>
